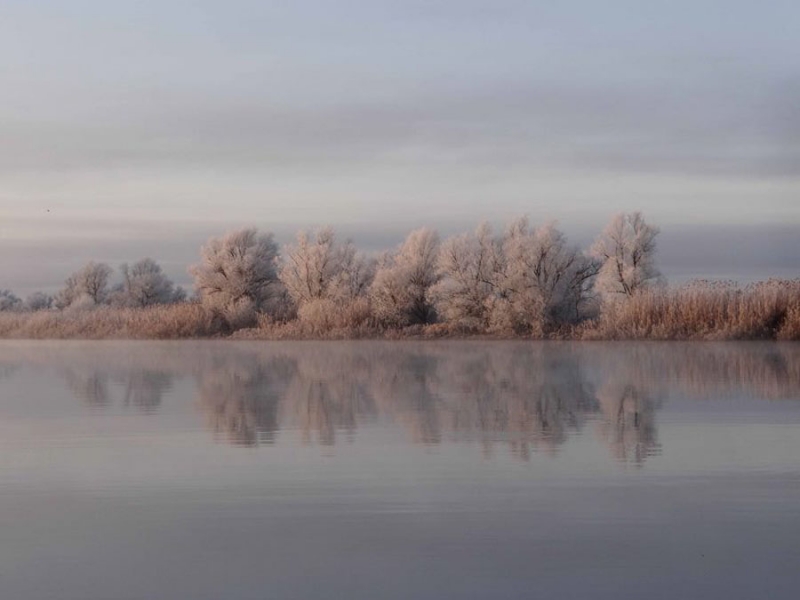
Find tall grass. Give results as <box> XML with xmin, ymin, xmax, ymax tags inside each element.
<box><xmin>0</xmin><ymin>303</ymin><xmax>223</xmax><ymax>339</ymax></box>
<box><xmin>0</xmin><ymin>279</ymin><xmax>797</xmax><ymax>340</ymax></box>
<box><xmin>582</xmin><ymin>279</ymin><xmax>800</xmax><ymax>341</ymax></box>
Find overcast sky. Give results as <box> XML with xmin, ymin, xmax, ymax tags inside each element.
<box><xmin>0</xmin><ymin>0</ymin><xmax>798</xmax><ymax>293</ymax></box>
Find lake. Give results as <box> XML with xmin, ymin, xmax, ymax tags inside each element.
<box><xmin>0</xmin><ymin>341</ymin><xmax>798</xmax><ymax>600</ymax></box>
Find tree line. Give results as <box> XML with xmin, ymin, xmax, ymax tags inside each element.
<box><xmin>0</xmin><ymin>258</ymin><xmax>186</xmax><ymax>312</ymax></box>
<box><xmin>187</xmin><ymin>211</ymin><xmax>661</xmax><ymax>335</ymax></box>
<box><xmin>0</xmin><ymin>212</ymin><xmax>662</xmax><ymax>335</ymax></box>
<box><xmin>2</xmin><ymin>211</ymin><xmax>796</xmax><ymax>340</ymax></box>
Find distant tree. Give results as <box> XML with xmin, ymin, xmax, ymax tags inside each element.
<box><xmin>113</xmin><ymin>258</ymin><xmax>180</xmax><ymax>307</ymax></box>
<box><xmin>189</xmin><ymin>228</ymin><xmax>282</xmax><ymax>320</ymax></box>
<box><xmin>0</xmin><ymin>289</ymin><xmax>22</xmax><ymax>311</ymax></box>
<box><xmin>498</xmin><ymin>218</ymin><xmax>600</xmax><ymax>332</ymax></box>
<box><xmin>279</xmin><ymin>227</ymin><xmax>374</xmax><ymax>307</ymax></box>
<box><xmin>172</xmin><ymin>286</ymin><xmax>188</xmax><ymax>303</ymax></box>
<box><xmin>24</xmin><ymin>292</ymin><xmax>54</xmax><ymax>311</ymax></box>
<box><xmin>370</xmin><ymin>228</ymin><xmax>441</xmax><ymax>326</ymax></box>
<box><xmin>432</xmin><ymin>223</ymin><xmax>502</xmax><ymax>329</ymax></box>
<box><xmin>55</xmin><ymin>262</ymin><xmax>112</xmax><ymax>308</ymax></box>
<box><xmin>591</xmin><ymin>212</ymin><xmax>661</xmax><ymax>299</ymax></box>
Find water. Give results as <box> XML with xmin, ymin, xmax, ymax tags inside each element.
<box><xmin>0</xmin><ymin>341</ymin><xmax>798</xmax><ymax>600</ymax></box>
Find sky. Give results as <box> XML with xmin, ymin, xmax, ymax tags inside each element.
<box><xmin>0</xmin><ymin>0</ymin><xmax>798</xmax><ymax>293</ymax></box>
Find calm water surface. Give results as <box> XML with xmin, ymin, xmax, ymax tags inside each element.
<box><xmin>0</xmin><ymin>341</ymin><xmax>798</xmax><ymax>599</ymax></box>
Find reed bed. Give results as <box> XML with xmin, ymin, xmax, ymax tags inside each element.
<box><xmin>0</xmin><ymin>279</ymin><xmax>797</xmax><ymax>340</ymax></box>
<box><xmin>582</xmin><ymin>279</ymin><xmax>800</xmax><ymax>341</ymax></box>
<box><xmin>0</xmin><ymin>303</ymin><xmax>223</xmax><ymax>339</ymax></box>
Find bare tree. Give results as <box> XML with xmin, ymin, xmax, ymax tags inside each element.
<box><xmin>370</xmin><ymin>228</ymin><xmax>441</xmax><ymax>326</ymax></box>
<box><xmin>591</xmin><ymin>212</ymin><xmax>661</xmax><ymax>299</ymax></box>
<box><xmin>113</xmin><ymin>258</ymin><xmax>180</xmax><ymax>308</ymax></box>
<box><xmin>279</xmin><ymin>227</ymin><xmax>374</xmax><ymax>307</ymax></box>
<box><xmin>498</xmin><ymin>218</ymin><xmax>599</xmax><ymax>332</ymax></box>
<box><xmin>56</xmin><ymin>262</ymin><xmax>112</xmax><ymax>308</ymax></box>
<box><xmin>0</xmin><ymin>290</ymin><xmax>22</xmax><ymax>312</ymax></box>
<box><xmin>189</xmin><ymin>228</ymin><xmax>282</xmax><ymax>318</ymax></box>
<box><xmin>334</xmin><ymin>245</ymin><xmax>376</xmax><ymax>303</ymax></box>
<box><xmin>24</xmin><ymin>292</ymin><xmax>54</xmax><ymax>311</ymax></box>
<box><xmin>432</xmin><ymin>223</ymin><xmax>502</xmax><ymax>329</ymax></box>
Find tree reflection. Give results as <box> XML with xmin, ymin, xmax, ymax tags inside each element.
<box><xmin>61</xmin><ymin>367</ymin><xmax>173</xmax><ymax>411</ymax></box>
<box><xmin>63</xmin><ymin>369</ymin><xmax>111</xmax><ymax>407</ymax></box>
<box><xmin>432</xmin><ymin>347</ymin><xmax>599</xmax><ymax>459</ymax></box>
<box><xmin>0</xmin><ymin>364</ymin><xmax>17</xmax><ymax>380</ymax></box>
<box><xmin>122</xmin><ymin>371</ymin><xmax>173</xmax><ymax>412</ymax></box>
<box><xmin>9</xmin><ymin>340</ymin><xmax>796</xmax><ymax>466</ymax></box>
<box><xmin>283</xmin><ymin>348</ymin><xmax>377</xmax><ymax>446</ymax></box>
<box><xmin>195</xmin><ymin>354</ymin><xmax>295</xmax><ymax>446</ymax></box>
<box><xmin>370</xmin><ymin>350</ymin><xmax>444</xmax><ymax>445</ymax></box>
<box><xmin>189</xmin><ymin>344</ymin><xmax>604</xmax><ymax>460</ymax></box>
<box><xmin>596</xmin><ymin>382</ymin><xmax>661</xmax><ymax>465</ymax></box>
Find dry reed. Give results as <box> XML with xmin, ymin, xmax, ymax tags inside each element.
<box><xmin>582</xmin><ymin>279</ymin><xmax>800</xmax><ymax>341</ymax></box>
<box><xmin>0</xmin><ymin>279</ymin><xmax>797</xmax><ymax>340</ymax></box>
<box><xmin>0</xmin><ymin>303</ymin><xmax>223</xmax><ymax>339</ymax></box>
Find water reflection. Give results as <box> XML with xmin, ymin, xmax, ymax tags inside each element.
<box><xmin>122</xmin><ymin>371</ymin><xmax>173</xmax><ymax>412</ymax></box>
<box><xmin>597</xmin><ymin>382</ymin><xmax>662</xmax><ymax>464</ymax></box>
<box><xmin>61</xmin><ymin>366</ymin><xmax>174</xmax><ymax>412</ymax></box>
<box><xmin>196</xmin><ymin>354</ymin><xmax>293</xmax><ymax>446</ymax></box>
<box><xmin>0</xmin><ymin>364</ymin><xmax>16</xmax><ymax>380</ymax></box>
<box><xmin>0</xmin><ymin>342</ymin><xmax>797</xmax><ymax>463</ymax></box>
<box><xmin>283</xmin><ymin>349</ymin><xmax>377</xmax><ymax>446</ymax></box>
<box><xmin>63</xmin><ymin>368</ymin><xmax>111</xmax><ymax>407</ymax></box>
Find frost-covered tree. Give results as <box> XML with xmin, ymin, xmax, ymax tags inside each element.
<box><xmin>0</xmin><ymin>289</ymin><xmax>22</xmax><ymax>311</ymax></box>
<box><xmin>432</xmin><ymin>223</ymin><xmax>502</xmax><ymax>329</ymax></box>
<box><xmin>55</xmin><ymin>262</ymin><xmax>112</xmax><ymax>308</ymax></box>
<box><xmin>370</xmin><ymin>228</ymin><xmax>440</xmax><ymax>326</ymax></box>
<box><xmin>113</xmin><ymin>258</ymin><xmax>180</xmax><ymax>308</ymax></box>
<box><xmin>189</xmin><ymin>228</ymin><xmax>282</xmax><ymax>318</ymax></box>
<box><xmin>591</xmin><ymin>212</ymin><xmax>660</xmax><ymax>299</ymax></box>
<box><xmin>24</xmin><ymin>292</ymin><xmax>53</xmax><ymax>311</ymax></box>
<box><xmin>334</xmin><ymin>248</ymin><xmax>375</xmax><ymax>304</ymax></box>
<box><xmin>498</xmin><ymin>218</ymin><xmax>600</xmax><ymax>332</ymax></box>
<box><xmin>279</xmin><ymin>227</ymin><xmax>374</xmax><ymax>307</ymax></box>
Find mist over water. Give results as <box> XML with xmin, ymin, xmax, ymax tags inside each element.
<box><xmin>0</xmin><ymin>341</ymin><xmax>798</xmax><ymax>599</ymax></box>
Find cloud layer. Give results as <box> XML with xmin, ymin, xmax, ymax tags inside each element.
<box><xmin>0</xmin><ymin>1</ymin><xmax>798</xmax><ymax>290</ymax></box>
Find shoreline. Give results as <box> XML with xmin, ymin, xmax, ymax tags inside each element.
<box><xmin>1</xmin><ymin>279</ymin><xmax>797</xmax><ymax>341</ymax></box>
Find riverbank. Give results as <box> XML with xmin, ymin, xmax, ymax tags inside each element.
<box><xmin>0</xmin><ymin>281</ymin><xmax>797</xmax><ymax>341</ymax></box>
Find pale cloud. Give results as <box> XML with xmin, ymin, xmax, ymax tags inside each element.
<box><xmin>0</xmin><ymin>0</ymin><xmax>798</xmax><ymax>291</ymax></box>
